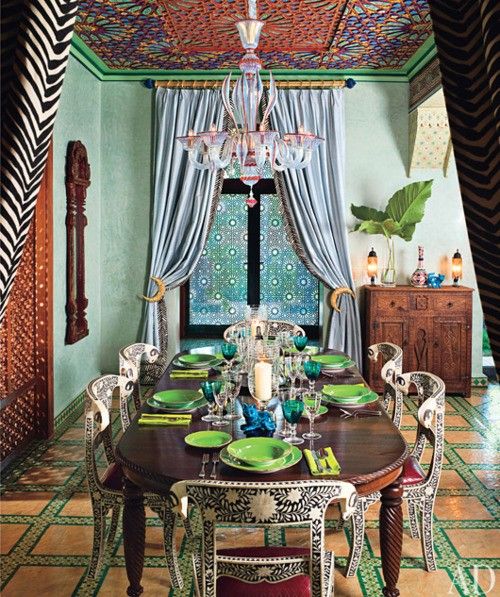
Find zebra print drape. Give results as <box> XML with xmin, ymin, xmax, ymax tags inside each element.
<box><xmin>429</xmin><ymin>0</ymin><xmax>500</xmax><ymax>377</ymax></box>
<box><xmin>0</xmin><ymin>0</ymin><xmax>78</xmax><ymax>322</ymax></box>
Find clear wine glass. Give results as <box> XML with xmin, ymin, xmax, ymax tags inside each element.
<box><xmin>223</xmin><ymin>370</ymin><xmax>243</xmax><ymax>421</ymax></box>
<box><xmin>302</xmin><ymin>391</ymin><xmax>322</xmax><ymax>440</ymax></box>
<box><xmin>212</xmin><ymin>383</ymin><xmax>230</xmax><ymax>427</ymax></box>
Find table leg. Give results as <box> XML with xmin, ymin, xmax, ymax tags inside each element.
<box><xmin>123</xmin><ymin>477</ymin><xmax>145</xmax><ymax>596</ymax></box>
<box><xmin>380</xmin><ymin>479</ymin><xmax>403</xmax><ymax>597</ymax></box>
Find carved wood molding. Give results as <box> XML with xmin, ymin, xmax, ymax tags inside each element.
<box><xmin>65</xmin><ymin>141</ymin><xmax>90</xmax><ymax>344</ymax></box>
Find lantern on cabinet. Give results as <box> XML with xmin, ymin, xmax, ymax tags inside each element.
<box><xmin>452</xmin><ymin>249</ymin><xmax>463</xmax><ymax>286</ymax></box>
<box><xmin>367</xmin><ymin>248</ymin><xmax>378</xmax><ymax>285</ymax></box>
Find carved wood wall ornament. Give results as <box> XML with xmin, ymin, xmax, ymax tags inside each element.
<box><xmin>65</xmin><ymin>141</ymin><xmax>90</xmax><ymax>344</ymax></box>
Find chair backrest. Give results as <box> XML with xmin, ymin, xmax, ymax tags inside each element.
<box><xmin>368</xmin><ymin>342</ymin><xmax>403</xmax><ymax>427</ymax></box>
<box><xmin>171</xmin><ymin>479</ymin><xmax>357</xmax><ymax>597</ymax></box>
<box><xmin>85</xmin><ymin>375</ymin><xmax>134</xmax><ymax>495</ymax></box>
<box><xmin>119</xmin><ymin>343</ymin><xmax>159</xmax><ymax>430</ymax></box>
<box><xmin>224</xmin><ymin>320</ymin><xmax>306</xmax><ymax>342</ymax></box>
<box><xmin>396</xmin><ymin>371</ymin><xmax>446</xmax><ymax>487</ymax></box>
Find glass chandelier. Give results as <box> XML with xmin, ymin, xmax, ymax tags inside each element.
<box><xmin>176</xmin><ymin>0</ymin><xmax>324</xmax><ymax>207</ymax></box>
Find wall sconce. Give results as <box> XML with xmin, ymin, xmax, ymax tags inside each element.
<box><xmin>367</xmin><ymin>247</ymin><xmax>378</xmax><ymax>285</ymax></box>
<box><xmin>452</xmin><ymin>249</ymin><xmax>462</xmax><ymax>286</ymax></box>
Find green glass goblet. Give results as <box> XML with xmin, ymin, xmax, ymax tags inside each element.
<box><xmin>282</xmin><ymin>399</ymin><xmax>304</xmax><ymax>445</ymax></box>
<box><xmin>200</xmin><ymin>381</ymin><xmax>221</xmax><ymax>423</ymax></box>
<box><xmin>221</xmin><ymin>342</ymin><xmax>237</xmax><ymax>370</ymax></box>
<box><xmin>304</xmin><ymin>359</ymin><xmax>322</xmax><ymax>393</ymax></box>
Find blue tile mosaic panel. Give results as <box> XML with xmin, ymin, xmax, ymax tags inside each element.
<box><xmin>189</xmin><ymin>189</ymin><xmax>319</xmax><ymax>327</ymax></box>
<box><xmin>260</xmin><ymin>194</ymin><xmax>319</xmax><ymax>326</ymax></box>
<box><xmin>189</xmin><ymin>194</ymin><xmax>248</xmax><ymax>325</ymax></box>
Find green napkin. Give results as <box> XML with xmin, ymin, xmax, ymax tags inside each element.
<box><xmin>170</xmin><ymin>370</ymin><xmax>209</xmax><ymax>379</ymax></box>
<box><xmin>138</xmin><ymin>417</ymin><xmax>191</xmax><ymax>426</ymax></box>
<box><xmin>304</xmin><ymin>447</ymin><xmax>341</xmax><ymax>476</ymax></box>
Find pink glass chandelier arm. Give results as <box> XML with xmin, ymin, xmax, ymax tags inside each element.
<box><xmin>187</xmin><ymin>149</ymin><xmax>211</xmax><ymax>171</ymax></box>
<box><xmin>222</xmin><ymin>74</ymin><xmax>239</xmax><ymax>129</ymax></box>
<box><xmin>232</xmin><ymin>78</ymin><xmax>245</xmax><ymax>128</ymax></box>
<box><xmin>208</xmin><ymin>140</ymin><xmax>233</xmax><ymax>169</ymax></box>
<box><xmin>261</xmin><ymin>72</ymin><xmax>278</xmax><ymax>127</ymax></box>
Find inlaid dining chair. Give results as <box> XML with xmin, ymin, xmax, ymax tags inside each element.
<box><xmin>223</xmin><ymin>320</ymin><xmax>305</xmax><ymax>342</ymax></box>
<box><xmin>85</xmin><ymin>375</ymin><xmax>185</xmax><ymax>588</ymax></box>
<box><xmin>368</xmin><ymin>342</ymin><xmax>404</xmax><ymax>428</ymax></box>
<box><xmin>118</xmin><ymin>342</ymin><xmax>159</xmax><ymax>432</ymax></box>
<box><xmin>345</xmin><ymin>371</ymin><xmax>445</xmax><ymax>576</ymax></box>
<box><xmin>171</xmin><ymin>479</ymin><xmax>358</xmax><ymax>597</ymax></box>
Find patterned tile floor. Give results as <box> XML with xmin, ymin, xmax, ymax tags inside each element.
<box><xmin>1</xmin><ymin>385</ymin><xmax>499</xmax><ymax>596</ymax></box>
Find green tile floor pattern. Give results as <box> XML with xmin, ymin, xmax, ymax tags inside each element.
<box><xmin>1</xmin><ymin>386</ymin><xmax>498</xmax><ymax>596</ymax></box>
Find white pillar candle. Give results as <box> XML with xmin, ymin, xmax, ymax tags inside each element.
<box><xmin>254</xmin><ymin>360</ymin><xmax>272</xmax><ymax>403</ymax></box>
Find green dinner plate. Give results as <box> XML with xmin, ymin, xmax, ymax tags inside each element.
<box><xmin>228</xmin><ymin>437</ymin><xmax>292</xmax><ymax>466</ymax></box>
<box><xmin>321</xmin><ymin>385</ymin><xmax>370</xmax><ymax>401</ymax></box>
<box><xmin>151</xmin><ymin>389</ymin><xmax>201</xmax><ymax>409</ymax></box>
<box><xmin>286</xmin><ymin>345</ymin><xmax>319</xmax><ymax>355</ymax></box>
<box><xmin>146</xmin><ymin>395</ymin><xmax>205</xmax><ymax>412</ymax></box>
<box><xmin>321</xmin><ymin>391</ymin><xmax>379</xmax><ymax>407</ymax></box>
<box><xmin>184</xmin><ymin>430</ymin><xmax>232</xmax><ymax>449</ymax></box>
<box><xmin>178</xmin><ymin>354</ymin><xmax>218</xmax><ymax>366</ymax></box>
<box><xmin>311</xmin><ymin>354</ymin><xmax>350</xmax><ymax>368</ymax></box>
<box><xmin>301</xmin><ymin>404</ymin><xmax>329</xmax><ymax>418</ymax></box>
<box><xmin>220</xmin><ymin>445</ymin><xmax>302</xmax><ymax>474</ymax></box>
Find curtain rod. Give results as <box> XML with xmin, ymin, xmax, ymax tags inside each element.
<box><xmin>145</xmin><ymin>78</ymin><xmax>356</xmax><ymax>90</ymax></box>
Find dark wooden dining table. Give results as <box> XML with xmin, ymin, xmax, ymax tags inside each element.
<box><xmin>116</xmin><ymin>349</ymin><xmax>408</xmax><ymax>597</ymax></box>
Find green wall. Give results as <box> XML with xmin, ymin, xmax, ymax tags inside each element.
<box><xmin>52</xmin><ymin>56</ymin><xmax>102</xmax><ymax>416</ymax></box>
<box><xmin>99</xmin><ymin>83</ymin><xmax>153</xmax><ymax>372</ymax></box>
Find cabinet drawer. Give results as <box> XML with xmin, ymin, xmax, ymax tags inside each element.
<box><xmin>433</xmin><ymin>296</ymin><xmax>468</xmax><ymax>313</ymax></box>
<box><xmin>374</xmin><ymin>294</ymin><xmax>408</xmax><ymax>313</ymax></box>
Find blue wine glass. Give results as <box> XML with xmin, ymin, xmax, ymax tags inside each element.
<box><xmin>282</xmin><ymin>399</ymin><xmax>304</xmax><ymax>445</ymax></box>
<box><xmin>221</xmin><ymin>342</ymin><xmax>237</xmax><ymax>369</ymax></box>
<box><xmin>200</xmin><ymin>381</ymin><xmax>222</xmax><ymax>423</ymax></box>
<box><xmin>304</xmin><ymin>359</ymin><xmax>322</xmax><ymax>393</ymax></box>
<box><xmin>293</xmin><ymin>335</ymin><xmax>308</xmax><ymax>352</ymax></box>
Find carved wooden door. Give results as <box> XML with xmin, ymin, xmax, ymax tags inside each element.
<box><xmin>432</xmin><ymin>317</ymin><xmax>470</xmax><ymax>389</ymax></box>
<box><xmin>0</xmin><ymin>146</ymin><xmax>53</xmax><ymax>468</ymax></box>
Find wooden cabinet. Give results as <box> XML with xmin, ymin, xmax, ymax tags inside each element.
<box><xmin>363</xmin><ymin>286</ymin><xmax>473</xmax><ymax>396</ymax></box>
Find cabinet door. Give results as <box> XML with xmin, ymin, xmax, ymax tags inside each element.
<box><xmin>408</xmin><ymin>319</ymin><xmax>434</xmax><ymax>372</ymax></box>
<box><xmin>366</xmin><ymin>318</ymin><xmax>408</xmax><ymax>391</ymax></box>
<box><xmin>432</xmin><ymin>317</ymin><xmax>470</xmax><ymax>389</ymax></box>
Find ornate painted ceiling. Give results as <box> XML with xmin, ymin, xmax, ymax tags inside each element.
<box><xmin>74</xmin><ymin>0</ymin><xmax>433</xmax><ymax>72</ymax></box>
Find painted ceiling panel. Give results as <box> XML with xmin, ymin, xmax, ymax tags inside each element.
<box><xmin>75</xmin><ymin>0</ymin><xmax>433</xmax><ymax>71</ymax></box>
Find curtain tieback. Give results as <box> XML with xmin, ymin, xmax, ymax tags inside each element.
<box><xmin>141</xmin><ymin>276</ymin><xmax>166</xmax><ymax>303</ymax></box>
<box><xmin>330</xmin><ymin>287</ymin><xmax>356</xmax><ymax>313</ymax></box>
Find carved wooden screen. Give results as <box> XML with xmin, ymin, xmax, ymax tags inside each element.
<box><xmin>65</xmin><ymin>140</ymin><xmax>90</xmax><ymax>344</ymax></box>
<box><xmin>0</xmin><ymin>146</ymin><xmax>54</xmax><ymax>468</ymax></box>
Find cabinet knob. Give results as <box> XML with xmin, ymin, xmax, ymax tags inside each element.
<box><xmin>448</xmin><ymin>302</ymin><xmax>453</xmax><ymax>308</ymax></box>
<box><xmin>390</xmin><ymin>301</ymin><xmax>395</xmax><ymax>307</ymax></box>
<box><xmin>434</xmin><ymin>340</ymin><xmax>439</xmax><ymax>348</ymax></box>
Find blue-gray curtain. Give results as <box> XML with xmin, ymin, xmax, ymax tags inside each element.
<box><xmin>270</xmin><ymin>89</ymin><xmax>363</xmax><ymax>368</ymax></box>
<box><xmin>143</xmin><ymin>88</ymin><xmax>224</xmax><ymax>347</ymax></box>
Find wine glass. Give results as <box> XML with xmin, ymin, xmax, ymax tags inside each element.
<box><xmin>277</xmin><ymin>388</ymin><xmax>291</xmax><ymax>437</ymax></box>
<box><xmin>223</xmin><ymin>369</ymin><xmax>243</xmax><ymax>421</ymax></box>
<box><xmin>212</xmin><ymin>384</ymin><xmax>230</xmax><ymax>427</ymax></box>
<box><xmin>302</xmin><ymin>391</ymin><xmax>322</xmax><ymax>440</ymax></box>
<box><xmin>304</xmin><ymin>359</ymin><xmax>322</xmax><ymax>393</ymax></box>
<box><xmin>221</xmin><ymin>342</ymin><xmax>237</xmax><ymax>370</ymax></box>
<box><xmin>282</xmin><ymin>399</ymin><xmax>304</xmax><ymax>445</ymax></box>
<box><xmin>285</xmin><ymin>355</ymin><xmax>300</xmax><ymax>398</ymax></box>
<box><xmin>293</xmin><ymin>334</ymin><xmax>308</xmax><ymax>353</ymax></box>
<box><xmin>200</xmin><ymin>381</ymin><xmax>221</xmax><ymax>423</ymax></box>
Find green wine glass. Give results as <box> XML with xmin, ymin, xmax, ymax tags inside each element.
<box><xmin>221</xmin><ymin>342</ymin><xmax>237</xmax><ymax>369</ymax></box>
<box><xmin>282</xmin><ymin>399</ymin><xmax>304</xmax><ymax>445</ymax></box>
<box><xmin>304</xmin><ymin>359</ymin><xmax>322</xmax><ymax>393</ymax></box>
<box><xmin>200</xmin><ymin>381</ymin><xmax>222</xmax><ymax>423</ymax></box>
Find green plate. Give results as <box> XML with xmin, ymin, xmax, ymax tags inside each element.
<box><xmin>322</xmin><ymin>391</ymin><xmax>379</xmax><ymax>407</ymax></box>
<box><xmin>146</xmin><ymin>395</ymin><xmax>205</xmax><ymax>413</ymax></box>
<box><xmin>301</xmin><ymin>404</ymin><xmax>329</xmax><ymax>418</ymax></box>
<box><xmin>228</xmin><ymin>437</ymin><xmax>292</xmax><ymax>466</ymax></box>
<box><xmin>151</xmin><ymin>389</ymin><xmax>201</xmax><ymax>409</ymax></box>
<box><xmin>220</xmin><ymin>445</ymin><xmax>302</xmax><ymax>474</ymax></box>
<box><xmin>321</xmin><ymin>385</ymin><xmax>370</xmax><ymax>401</ymax></box>
<box><xmin>286</xmin><ymin>345</ymin><xmax>319</xmax><ymax>355</ymax></box>
<box><xmin>184</xmin><ymin>430</ymin><xmax>232</xmax><ymax>449</ymax></box>
<box><xmin>311</xmin><ymin>354</ymin><xmax>350</xmax><ymax>368</ymax></box>
<box><xmin>179</xmin><ymin>353</ymin><xmax>218</xmax><ymax>365</ymax></box>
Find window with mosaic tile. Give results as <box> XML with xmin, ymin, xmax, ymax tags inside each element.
<box><xmin>188</xmin><ymin>183</ymin><xmax>319</xmax><ymax>331</ymax></box>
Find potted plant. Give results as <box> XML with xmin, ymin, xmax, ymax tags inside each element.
<box><xmin>350</xmin><ymin>180</ymin><xmax>433</xmax><ymax>286</ymax></box>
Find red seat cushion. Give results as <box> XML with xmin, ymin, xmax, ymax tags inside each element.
<box><xmin>217</xmin><ymin>547</ymin><xmax>311</xmax><ymax>597</ymax></box>
<box><xmin>101</xmin><ymin>462</ymin><xmax>124</xmax><ymax>491</ymax></box>
<box><xmin>401</xmin><ymin>456</ymin><xmax>426</xmax><ymax>486</ymax></box>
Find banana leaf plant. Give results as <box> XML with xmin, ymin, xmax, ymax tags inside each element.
<box><xmin>351</xmin><ymin>180</ymin><xmax>433</xmax><ymax>284</ymax></box>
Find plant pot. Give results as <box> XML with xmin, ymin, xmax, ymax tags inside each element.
<box><xmin>381</xmin><ymin>238</ymin><xmax>396</xmax><ymax>287</ymax></box>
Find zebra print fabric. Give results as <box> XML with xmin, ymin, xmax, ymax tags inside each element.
<box><xmin>0</xmin><ymin>0</ymin><xmax>78</xmax><ymax>322</ymax></box>
<box><xmin>429</xmin><ymin>0</ymin><xmax>500</xmax><ymax>376</ymax></box>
